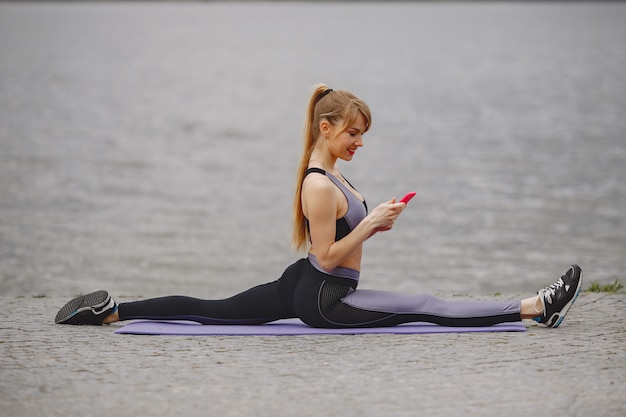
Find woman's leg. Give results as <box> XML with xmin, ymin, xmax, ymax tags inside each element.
<box><xmin>293</xmin><ymin>259</ymin><xmax>520</xmax><ymax>328</ymax></box>
<box><xmin>296</xmin><ymin>263</ymin><xmax>582</xmax><ymax>329</ymax></box>
<box><xmin>336</xmin><ymin>288</ymin><xmax>521</xmax><ymax>327</ymax></box>
<box><xmin>57</xmin><ymin>259</ymin><xmax>307</xmax><ymax>325</ymax></box>
<box><xmin>117</xmin><ymin>280</ymin><xmax>295</xmax><ymax>324</ymax></box>
<box><xmin>300</xmin><ymin>281</ymin><xmax>519</xmax><ymax>328</ymax></box>
<box><xmin>520</xmin><ymin>296</ymin><xmax>543</xmax><ymax>319</ymax></box>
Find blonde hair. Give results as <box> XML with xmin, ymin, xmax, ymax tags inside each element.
<box><xmin>291</xmin><ymin>83</ymin><xmax>372</xmax><ymax>251</ymax></box>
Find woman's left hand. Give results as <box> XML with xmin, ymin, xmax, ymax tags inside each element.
<box><xmin>367</xmin><ymin>198</ymin><xmax>405</xmax><ymax>237</ymax></box>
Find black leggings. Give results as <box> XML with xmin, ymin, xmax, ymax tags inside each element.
<box><xmin>118</xmin><ymin>258</ymin><xmax>521</xmax><ymax>328</ymax></box>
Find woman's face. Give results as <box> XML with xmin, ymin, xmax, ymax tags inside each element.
<box><xmin>328</xmin><ymin>112</ymin><xmax>367</xmax><ymax>162</ymax></box>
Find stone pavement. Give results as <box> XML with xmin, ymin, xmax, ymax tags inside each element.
<box><xmin>1</xmin><ymin>292</ymin><xmax>624</xmax><ymax>417</ymax></box>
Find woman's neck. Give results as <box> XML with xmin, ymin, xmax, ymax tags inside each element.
<box><xmin>309</xmin><ymin>143</ymin><xmax>338</xmax><ymax>174</ymax></box>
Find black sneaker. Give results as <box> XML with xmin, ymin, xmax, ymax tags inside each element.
<box><xmin>534</xmin><ymin>265</ymin><xmax>582</xmax><ymax>328</ymax></box>
<box><xmin>55</xmin><ymin>290</ymin><xmax>117</xmax><ymax>325</ymax></box>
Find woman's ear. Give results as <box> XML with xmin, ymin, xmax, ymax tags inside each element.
<box><xmin>319</xmin><ymin>120</ymin><xmax>331</xmax><ymax>138</ymax></box>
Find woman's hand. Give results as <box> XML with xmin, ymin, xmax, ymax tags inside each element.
<box><xmin>366</xmin><ymin>198</ymin><xmax>406</xmax><ymax>237</ymax></box>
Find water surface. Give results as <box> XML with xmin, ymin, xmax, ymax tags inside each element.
<box><xmin>1</xmin><ymin>2</ymin><xmax>624</xmax><ymax>297</ymax></box>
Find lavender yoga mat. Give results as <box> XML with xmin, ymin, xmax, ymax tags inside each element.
<box><xmin>115</xmin><ymin>318</ymin><xmax>526</xmax><ymax>336</ymax></box>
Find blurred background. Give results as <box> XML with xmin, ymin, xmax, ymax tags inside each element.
<box><xmin>0</xmin><ymin>1</ymin><xmax>624</xmax><ymax>298</ymax></box>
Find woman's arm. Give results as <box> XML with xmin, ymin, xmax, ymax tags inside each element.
<box><xmin>303</xmin><ymin>175</ymin><xmax>405</xmax><ymax>271</ymax></box>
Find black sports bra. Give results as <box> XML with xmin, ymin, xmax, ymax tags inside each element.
<box><xmin>304</xmin><ymin>168</ymin><xmax>368</xmax><ymax>241</ymax></box>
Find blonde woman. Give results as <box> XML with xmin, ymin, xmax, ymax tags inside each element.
<box><xmin>56</xmin><ymin>84</ymin><xmax>582</xmax><ymax>329</ymax></box>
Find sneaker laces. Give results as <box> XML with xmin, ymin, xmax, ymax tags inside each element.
<box><xmin>538</xmin><ymin>276</ymin><xmax>565</xmax><ymax>305</ymax></box>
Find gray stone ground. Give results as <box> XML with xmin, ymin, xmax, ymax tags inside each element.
<box><xmin>0</xmin><ymin>292</ymin><xmax>624</xmax><ymax>417</ymax></box>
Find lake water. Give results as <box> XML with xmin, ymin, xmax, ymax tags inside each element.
<box><xmin>1</xmin><ymin>1</ymin><xmax>625</xmax><ymax>297</ymax></box>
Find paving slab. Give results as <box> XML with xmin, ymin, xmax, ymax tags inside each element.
<box><xmin>1</xmin><ymin>292</ymin><xmax>624</xmax><ymax>417</ymax></box>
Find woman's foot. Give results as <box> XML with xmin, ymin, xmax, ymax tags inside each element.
<box><xmin>55</xmin><ymin>290</ymin><xmax>118</xmax><ymax>325</ymax></box>
<box><xmin>534</xmin><ymin>265</ymin><xmax>583</xmax><ymax>328</ymax></box>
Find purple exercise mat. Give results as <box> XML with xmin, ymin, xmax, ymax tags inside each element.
<box><xmin>115</xmin><ymin>318</ymin><xmax>526</xmax><ymax>336</ymax></box>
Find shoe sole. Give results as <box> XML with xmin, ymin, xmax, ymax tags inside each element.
<box><xmin>55</xmin><ymin>290</ymin><xmax>111</xmax><ymax>324</ymax></box>
<box><xmin>550</xmin><ymin>266</ymin><xmax>583</xmax><ymax>328</ymax></box>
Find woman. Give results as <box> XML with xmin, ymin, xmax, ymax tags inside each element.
<box><xmin>55</xmin><ymin>84</ymin><xmax>582</xmax><ymax>329</ymax></box>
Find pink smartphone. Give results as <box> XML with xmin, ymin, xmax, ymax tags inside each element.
<box><xmin>399</xmin><ymin>192</ymin><xmax>416</xmax><ymax>204</ymax></box>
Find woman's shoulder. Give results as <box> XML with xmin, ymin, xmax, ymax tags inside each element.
<box><xmin>303</xmin><ymin>168</ymin><xmax>331</xmax><ymax>186</ymax></box>
<box><xmin>302</xmin><ymin>169</ymin><xmax>336</xmax><ymax>196</ymax></box>
<box><xmin>302</xmin><ymin>171</ymin><xmax>339</xmax><ymax>219</ymax></box>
